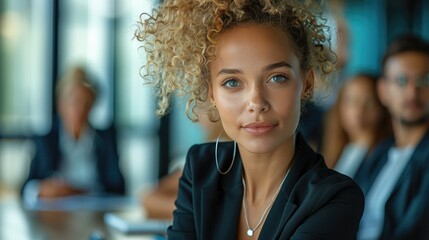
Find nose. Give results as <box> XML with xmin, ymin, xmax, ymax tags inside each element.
<box><xmin>247</xmin><ymin>85</ymin><xmax>270</xmax><ymax>113</ymax></box>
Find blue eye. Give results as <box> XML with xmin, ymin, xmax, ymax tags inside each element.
<box><xmin>418</xmin><ymin>74</ymin><xmax>429</xmax><ymax>87</ymax></box>
<box><xmin>223</xmin><ymin>79</ymin><xmax>240</xmax><ymax>88</ymax></box>
<box><xmin>396</xmin><ymin>75</ymin><xmax>407</xmax><ymax>87</ymax></box>
<box><xmin>391</xmin><ymin>74</ymin><xmax>429</xmax><ymax>88</ymax></box>
<box><xmin>269</xmin><ymin>75</ymin><xmax>288</xmax><ymax>83</ymax></box>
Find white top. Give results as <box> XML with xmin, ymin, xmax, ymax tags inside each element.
<box><xmin>59</xmin><ymin>126</ymin><xmax>99</xmax><ymax>191</ymax></box>
<box><xmin>23</xmin><ymin>126</ymin><xmax>100</xmax><ymax>207</ymax></box>
<box><xmin>334</xmin><ymin>143</ymin><xmax>368</xmax><ymax>178</ymax></box>
<box><xmin>357</xmin><ymin>146</ymin><xmax>415</xmax><ymax>240</ymax></box>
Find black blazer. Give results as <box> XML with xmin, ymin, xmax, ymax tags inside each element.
<box><xmin>168</xmin><ymin>134</ymin><xmax>364</xmax><ymax>239</ymax></box>
<box><xmin>23</xmin><ymin>120</ymin><xmax>125</xmax><ymax>195</ymax></box>
<box><xmin>354</xmin><ymin>130</ymin><xmax>429</xmax><ymax>240</ymax></box>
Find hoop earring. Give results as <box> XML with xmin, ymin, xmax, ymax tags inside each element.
<box><xmin>215</xmin><ymin>130</ymin><xmax>236</xmax><ymax>175</ymax></box>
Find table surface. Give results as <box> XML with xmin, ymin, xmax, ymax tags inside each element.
<box><xmin>0</xmin><ymin>186</ymin><xmax>164</xmax><ymax>240</ymax></box>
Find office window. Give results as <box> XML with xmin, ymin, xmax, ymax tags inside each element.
<box><xmin>115</xmin><ymin>0</ymin><xmax>160</xmax><ymax>192</ymax></box>
<box><xmin>0</xmin><ymin>0</ymin><xmax>53</xmax><ymax>136</ymax></box>
<box><xmin>58</xmin><ymin>0</ymin><xmax>115</xmax><ymax>129</ymax></box>
<box><xmin>116</xmin><ymin>0</ymin><xmax>158</xmax><ymax>130</ymax></box>
<box><xmin>343</xmin><ymin>0</ymin><xmax>385</xmax><ymax>76</ymax></box>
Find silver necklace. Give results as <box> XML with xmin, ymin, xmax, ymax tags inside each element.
<box><xmin>242</xmin><ymin>170</ymin><xmax>289</xmax><ymax>237</ymax></box>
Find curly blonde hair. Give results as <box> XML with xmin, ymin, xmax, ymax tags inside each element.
<box><xmin>135</xmin><ymin>0</ymin><xmax>337</xmax><ymax>121</ymax></box>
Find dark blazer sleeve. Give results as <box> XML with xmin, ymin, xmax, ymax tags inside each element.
<box><xmin>167</xmin><ymin>145</ymin><xmax>197</xmax><ymax>239</ymax></box>
<box><xmin>381</xmin><ymin>141</ymin><xmax>429</xmax><ymax>240</ymax></box>
<box><xmin>353</xmin><ymin>138</ymin><xmax>393</xmax><ymax>194</ymax></box>
<box><xmin>95</xmin><ymin>125</ymin><xmax>126</xmax><ymax>195</ymax></box>
<box><xmin>290</xmin><ymin>177</ymin><xmax>364</xmax><ymax>240</ymax></box>
<box><xmin>21</xmin><ymin>131</ymin><xmax>60</xmax><ymax>196</ymax></box>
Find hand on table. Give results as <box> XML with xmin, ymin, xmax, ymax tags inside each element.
<box><xmin>39</xmin><ymin>179</ymin><xmax>85</xmax><ymax>198</ymax></box>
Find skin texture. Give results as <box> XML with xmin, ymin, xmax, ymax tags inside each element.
<box><xmin>58</xmin><ymin>84</ymin><xmax>94</xmax><ymax>140</ymax></box>
<box><xmin>340</xmin><ymin>76</ymin><xmax>383</xmax><ymax>144</ymax></box>
<box><xmin>209</xmin><ymin>23</ymin><xmax>313</xmax><ymax>240</ymax></box>
<box><xmin>39</xmin><ymin>179</ymin><xmax>84</xmax><ymax>198</ymax></box>
<box><xmin>142</xmin><ymin>170</ymin><xmax>182</xmax><ymax>219</ymax></box>
<box><xmin>378</xmin><ymin>52</ymin><xmax>429</xmax><ymax>147</ymax></box>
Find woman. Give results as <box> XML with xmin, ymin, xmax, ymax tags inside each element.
<box><xmin>321</xmin><ymin>73</ymin><xmax>392</xmax><ymax>177</ymax></box>
<box><xmin>22</xmin><ymin>66</ymin><xmax>125</xmax><ymax>203</ymax></box>
<box><xmin>136</xmin><ymin>0</ymin><xmax>364</xmax><ymax>239</ymax></box>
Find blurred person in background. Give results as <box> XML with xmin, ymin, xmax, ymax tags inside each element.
<box><xmin>354</xmin><ymin>34</ymin><xmax>429</xmax><ymax>239</ymax></box>
<box><xmin>299</xmin><ymin>6</ymin><xmax>351</xmax><ymax>152</ymax></box>
<box><xmin>321</xmin><ymin>73</ymin><xmax>392</xmax><ymax>177</ymax></box>
<box><xmin>22</xmin><ymin>66</ymin><xmax>125</xmax><ymax>203</ymax></box>
<box><xmin>141</xmin><ymin>103</ymin><xmax>229</xmax><ymax>220</ymax></box>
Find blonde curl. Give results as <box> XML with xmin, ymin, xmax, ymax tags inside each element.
<box><xmin>135</xmin><ymin>0</ymin><xmax>337</xmax><ymax>121</ymax></box>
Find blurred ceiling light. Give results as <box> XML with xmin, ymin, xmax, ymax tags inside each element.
<box><xmin>0</xmin><ymin>11</ymin><xmax>25</xmax><ymax>44</ymax></box>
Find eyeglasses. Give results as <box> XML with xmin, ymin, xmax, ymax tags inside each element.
<box><xmin>386</xmin><ymin>73</ymin><xmax>429</xmax><ymax>88</ymax></box>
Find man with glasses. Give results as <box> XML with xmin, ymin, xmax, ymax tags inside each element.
<box><xmin>354</xmin><ymin>35</ymin><xmax>429</xmax><ymax>239</ymax></box>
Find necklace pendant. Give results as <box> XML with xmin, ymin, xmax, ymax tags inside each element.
<box><xmin>247</xmin><ymin>229</ymin><xmax>254</xmax><ymax>237</ymax></box>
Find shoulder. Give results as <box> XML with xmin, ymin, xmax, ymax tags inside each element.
<box><xmin>186</xmin><ymin>141</ymin><xmax>235</xmax><ymax>165</ymax></box>
<box><xmin>285</xmin><ymin>134</ymin><xmax>363</xmax><ymax>205</ymax></box>
<box><xmin>312</xmin><ymin>167</ymin><xmax>363</xmax><ymax>195</ymax></box>
<box><xmin>291</xmin><ymin>160</ymin><xmax>364</xmax><ymax>209</ymax></box>
<box><xmin>353</xmin><ymin>137</ymin><xmax>393</xmax><ymax>184</ymax></box>
<box><xmin>282</xmin><ymin>163</ymin><xmax>364</xmax><ymax>239</ymax></box>
<box><xmin>94</xmin><ymin>124</ymin><xmax>116</xmax><ymax>137</ymax></box>
<box><xmin>414</xmin><ymin>130</ymin><xmax>429</xmax><ymax>166</ymax></box>
<box><xmin>32</xmin><ymin>127</ymin><xmax>58</xmax><ymax>147</ymax></box>
<box><xmin>183</xmin><ymin>141</ymin><xmax>236</xmax><ymax>184</ymax></box>
<box><xmin>302</xmin><ymin>161</ymin><xmax>362</xmax><ymax>191</ymax></box>
<box><xmin>92</xmin><ymin>125</ymin><xmax>118</xmax><ymax>147</ymax></box>
<box><xmin>369</xmin><ymin>137</ymin><xmax>394</xmax><ymax>159</ymax></box>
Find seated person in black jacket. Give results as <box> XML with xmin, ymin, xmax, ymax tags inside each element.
<box><xmin>22</xmin><ymin>66</ymin><xmax>125</xmax><ymax>203</ymax></box>
<box><xmin>136</xmin><ymin>0</ymin><xmax>364</xmax><ymax>239</ymax></box>
<box><xmin>354</xmin><ymin>35</ymin><xmax>429</xmax><ymax>240</ymax></box>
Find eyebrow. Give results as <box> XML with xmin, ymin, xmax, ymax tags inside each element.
<box><xmin>216</xmin><ymin>61</ymin><xmax>292</xmax><ymax>77</ymax></box>
<box><xmin>263</xmin><ymin>61</ymin><xmax>293</xmax><ymax>71</ymax></box>
<box><xmin>216</xmin><ymin>68</ymin><xmax>243</xmax><ymax>76</ymax></box>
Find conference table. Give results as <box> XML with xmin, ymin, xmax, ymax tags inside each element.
<box><xmin>0</xmin><ymin>186</ymin><xmax>165</xmax><ymax>240</ymax></box>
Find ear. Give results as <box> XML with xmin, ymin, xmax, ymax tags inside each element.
<box><xmin>377</xmin><ymin>77</ymin><xmax>389</xmax><ymax>107</ymax></box>
<box><xmin>301</xmin><ymin>69</ymin><xmax>315</xmax><ymax>99</ymax></box>
<box><xmin>208</xmin><ymin>81</ymin><xmax>216</xmax><ymax>105</ymax></box>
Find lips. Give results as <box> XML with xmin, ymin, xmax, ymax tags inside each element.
<box><xmin>242</xmin><ymin>122</ymin><xmax>276</xmax><ymax>135</ymax></box>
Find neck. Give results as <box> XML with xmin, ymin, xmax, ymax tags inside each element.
<box><xmin>64</xmin><ymin>123</ymin><xmax>88</xmax><ymax>141</ymax></box>
<box><xmin>392</xmin><ymin>120</ymin><xmax>428</xmax><ymax>148</ymax></box>
<box><xmin>239</xmin><ymin>136</ymin><xmax>295</xmax><ymax>203</ymax></box>
<box><xmin>349</xmin><ymin>132</ymin><xmax>374</xmax><ymax>147</ymax></box>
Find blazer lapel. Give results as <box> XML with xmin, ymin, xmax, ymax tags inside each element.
<box><xmin>200</xmin><ymin>152</ymin><xmax>243</xmax><ymax>239</ymax></box>
<box><xmin>260</xmin><ymin>192</ymin><xmax>297</xmax><ymax>239</ymax></box>
<box><xmin>387</xmin><ymin>130</ymin><xmax>429</xmax><ymax>200</ymax></box>
<box><xmin>384</xmin><ymin>130</ymin><xmax>429</xmax><ymax>231</ymax></box>
<box><xmin>260</xmin><ymin>133</ymin><xmax>317</xmax><ymax>239</ymax></box>
<box><xmin>357</xmin><ymin>139</ymin><xmax>392</xmax><ymax>195</ymax></box>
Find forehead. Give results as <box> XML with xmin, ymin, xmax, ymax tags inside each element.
<box><xmin>60</xmin><ymin>83</ymin><xmax>93</xmax><ymax>99</ymax></box>
<box><xmin>340</xmin><ymin>77</ymin><xmax>376</xmax><ymax>101</ymax></box>
<box><xmin>345</xmin><ymin>76</ymin><xmax>373</xmax><ymax>90</ymax></box>
<box><xmin>213</xmin><ymin>24</ymin><xmax>299</xmax><ymax>68</ymax></box>
<box><xmin>385</xmin><ymin>52</ymin><xmax>429</xmax><ymax>76</ymax></box>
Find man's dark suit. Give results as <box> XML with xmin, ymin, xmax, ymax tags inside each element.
<box><xmin>23</xmin><ymin>121</ymin><xmax>125</xmax><ymax>195</ymax></box>
<box><xmin>168</xmin><ymin>133</ymin><xmax>364</xmax><ymax>239</ymax></box>
<box><xmin>354</xmin><ymin>130</ymin><xmax>429</xmax><ymax>240</ymax></box>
